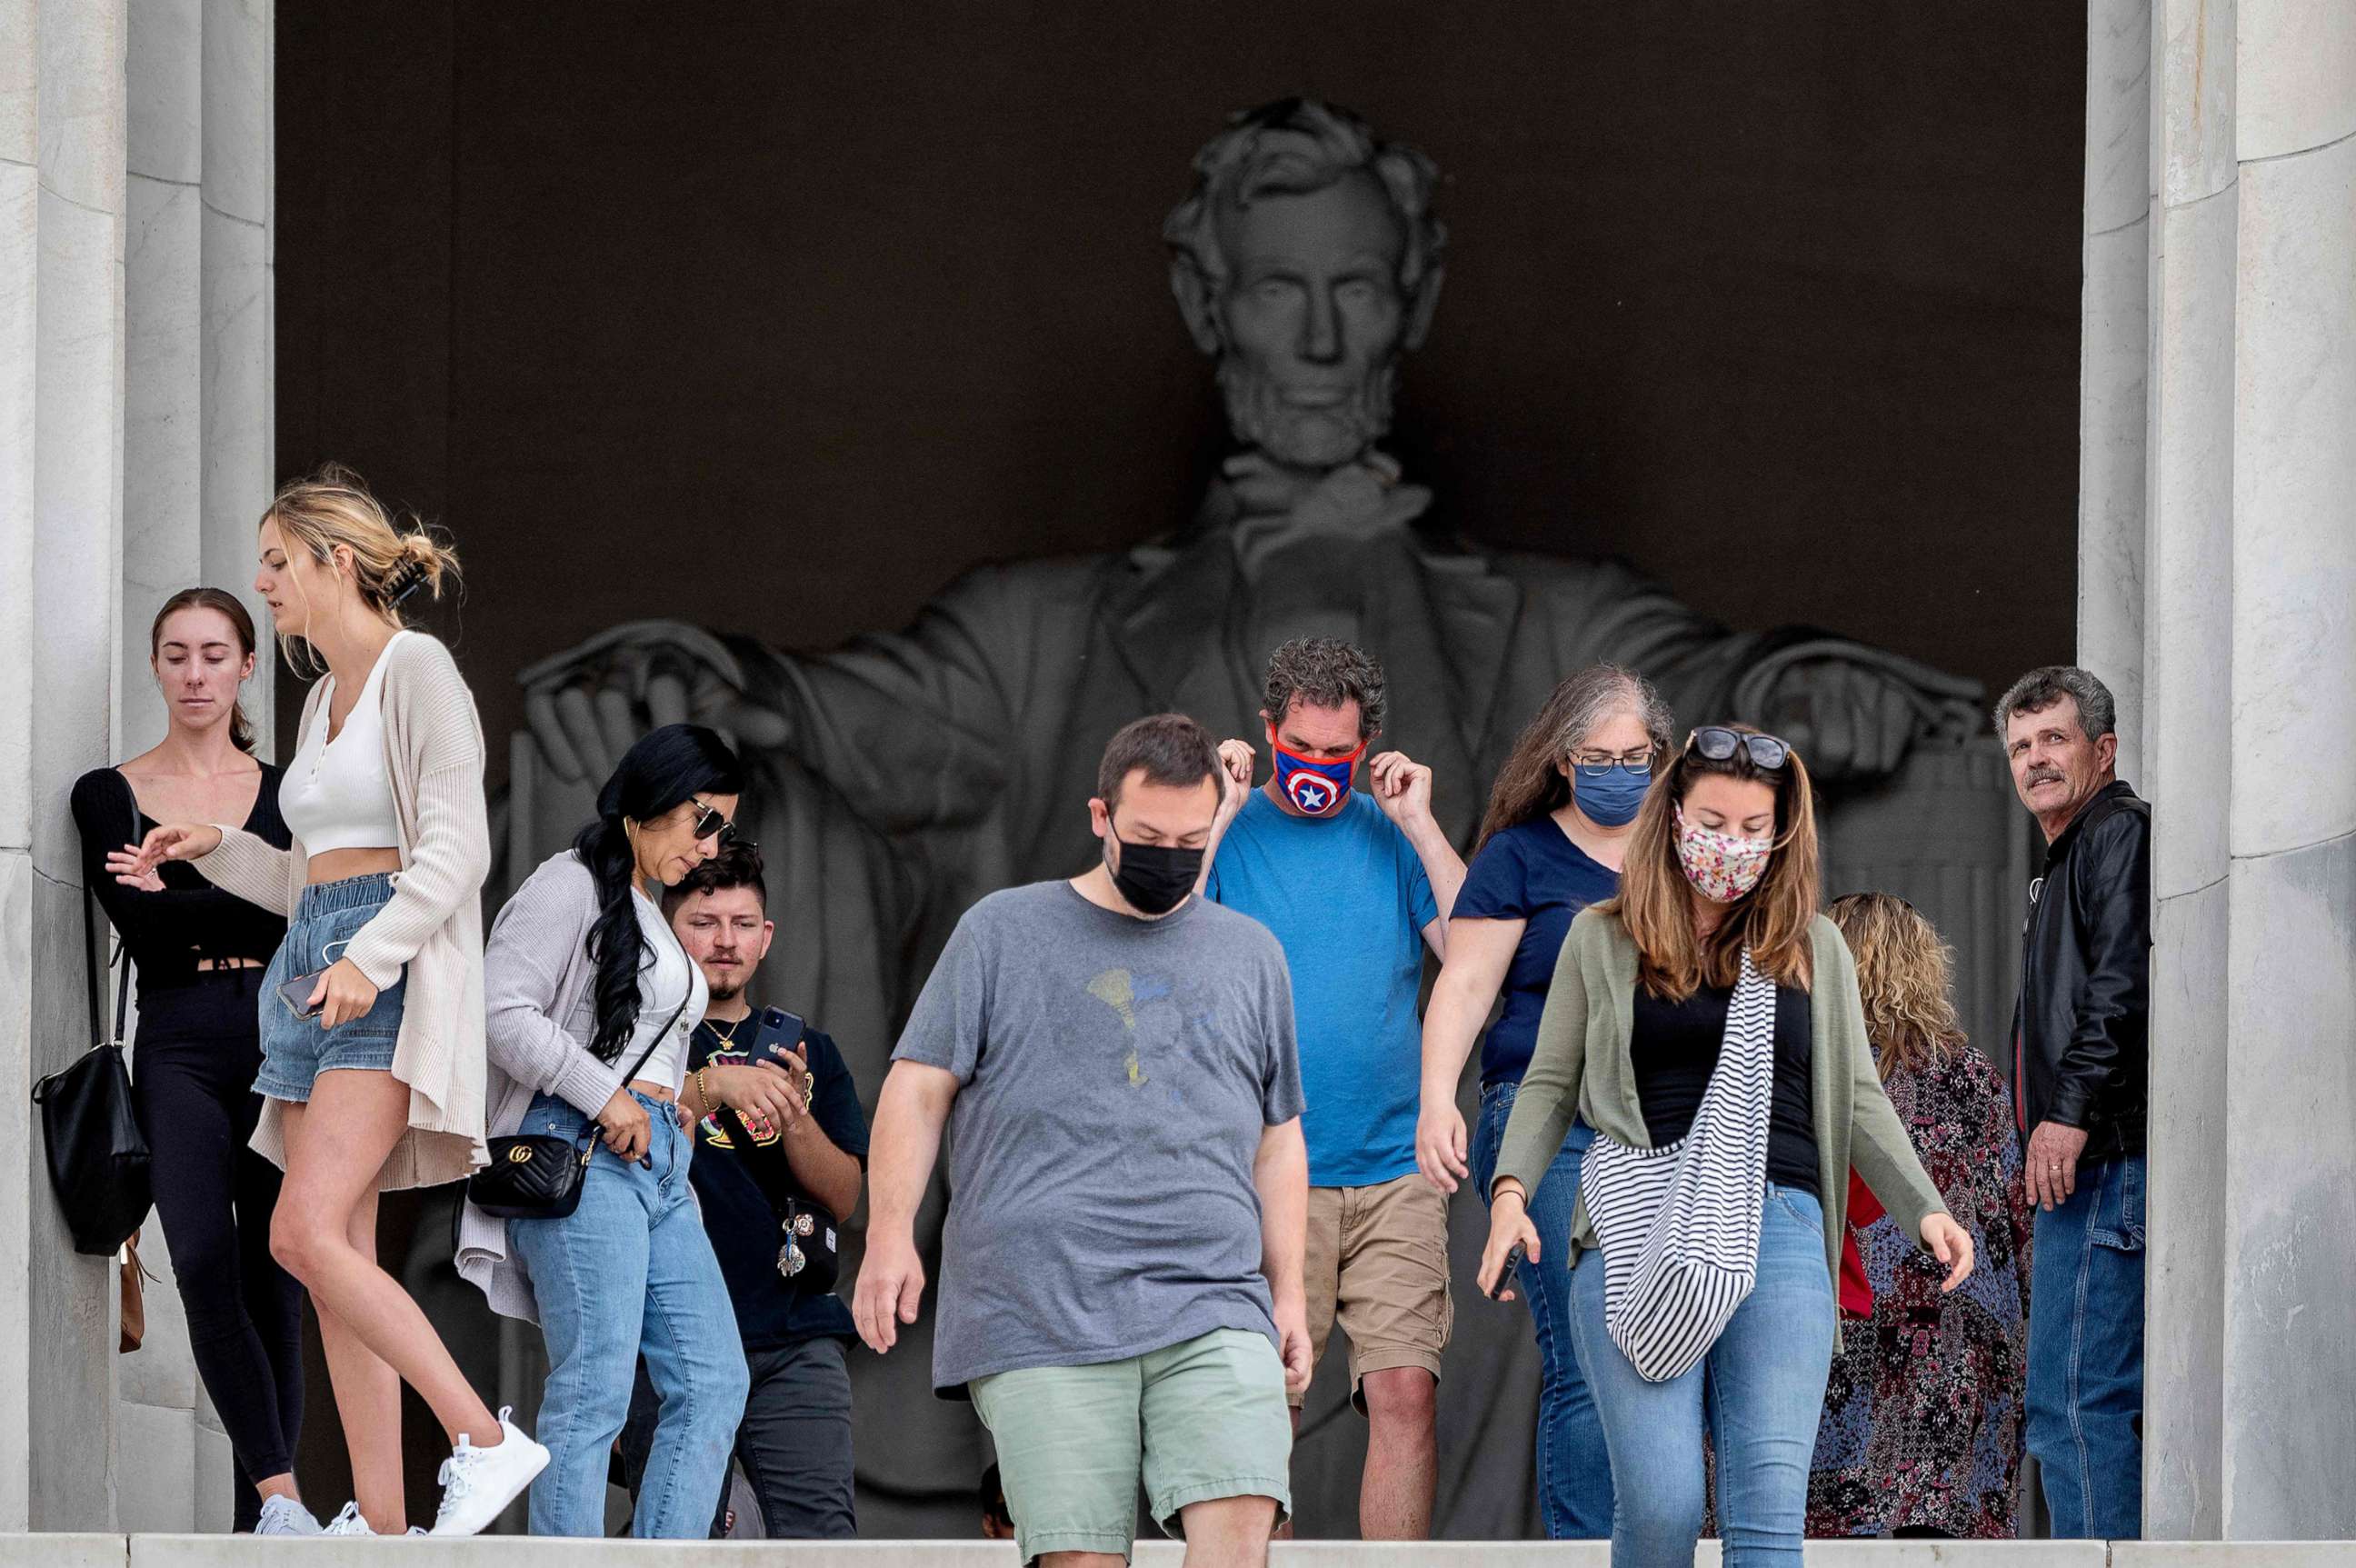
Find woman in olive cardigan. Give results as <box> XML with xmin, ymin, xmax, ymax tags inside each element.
<box><xmin>1475</xmin><ymin>726</ymin><xmax>1973</xmax><ymax>1568</ymax></box>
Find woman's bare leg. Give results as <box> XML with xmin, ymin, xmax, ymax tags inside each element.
<box><xmin>274</xmin><ymin>1072</ymin><xmax>504</xmax><ymax>1473</ymax></box>
<box><xmin>306</xmin><ymin>1188</ymin><xmax>404</xmax><ymax>1530</ymax></box>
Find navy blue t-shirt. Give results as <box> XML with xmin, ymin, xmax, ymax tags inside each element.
<box><xmin>684</xmin><ymin>1017</ymin><xmax>871</xmax><ymax>1349</ymax></box>
<box><xmin>1452</xmin><ymin>816</ymin><xmax>1621</xmax><ymax>1087</ymax></box>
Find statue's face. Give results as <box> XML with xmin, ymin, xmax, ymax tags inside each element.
<box><xmin>1213</xmin><ymin>170</ymin><xmax>1410</xmax><ymax>470</ymax></box>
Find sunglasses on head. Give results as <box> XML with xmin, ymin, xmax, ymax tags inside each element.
<box><xmin>1687</xmin><ymin>726</ymin><xmax>1791</xmax><ymax>772</ymax></box>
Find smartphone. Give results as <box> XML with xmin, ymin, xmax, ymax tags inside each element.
<box><xmin>751</xmin><ymin>1007</ymin><xmax>805</xmax><ymax>1062</ymax></box>
<box><xmin>1490</xmin><ymin>1242</ymin><xmax>1527</xmax><ymax>1301</ymax></box>
<box><xmin>276</xmin><ymin>970</ymin><xmax>325</xmax><ymax>1021</ymax></box>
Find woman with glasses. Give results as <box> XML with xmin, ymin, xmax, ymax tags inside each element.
<box><xmin>1474</xmin><ymin>724</ymin><xmax>1975</xmax><ymax>1568</ymax></box>
<box><xmin>1413</xmin><ymin>665</ymin><xmax>1672</xmax><ymax>1539</ymax></box>
<box><xmin>460</xmin><ymin>723</ymin><xmax>752</xmax><ymax>1537</ymax></box>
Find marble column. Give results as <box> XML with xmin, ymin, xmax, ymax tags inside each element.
<box><xmin>1</xmin><ymin>0</ymin><xmax>274</xmax><ymax>1533</ymax></box>
<box><xmin>2095</xmin><ymin>0</ymin><xmax>2356</xmax><ymax>1540</ymax></box>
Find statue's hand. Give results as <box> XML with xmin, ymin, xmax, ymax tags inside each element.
<box><xmin>1741</xmin><ymin>642</ymin><xmax>1983</xmax><ymax>784</ymax></box>
<box><xmin>517</xmin><ymin>620</ymin><xmax>789</xmax><ymax>785</ymax></box>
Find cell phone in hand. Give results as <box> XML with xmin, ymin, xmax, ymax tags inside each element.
<box><xmin>752</xmin><ymin>1007</ymin><xmax>805</xmax><ymax>1061</ymax></box>
<box><xmin>1490</xmin><ymin>1242</ymin><xmax>1527</xmax><ymax>1301</ymax></box>
<box><xmin>276</xmin><ymin>970</ymin><xmax>325</xmax><ymax>1021</ymax></box>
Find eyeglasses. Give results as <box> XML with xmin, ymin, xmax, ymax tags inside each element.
<box><xmin>1571</xmin><ymin>748</ymin><xmax>1653</xmax><ymax>776</ymax></box>
<box><xmin>687</xmin><ymin>799</ymin><xmax>749</xmax><ymax>851</ymax></box>
<box><xmin>1687</xmin><ymin>726</ymin><xmax>1791</xmax><ymax>771</ymax></box>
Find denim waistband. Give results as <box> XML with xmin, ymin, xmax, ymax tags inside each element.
<box><xmin>294</xmin><ymin>871</ymin><xmax>395</xmax><ymax>919</ymax></box>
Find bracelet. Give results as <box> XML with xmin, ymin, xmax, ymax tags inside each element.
<box><xmin>694</xmin><ymin>1065</ymin><xmax>714</xmax><ymax>1113</ymax></box>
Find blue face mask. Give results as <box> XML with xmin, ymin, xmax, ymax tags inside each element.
<box><xmin>1269</xmin><ymin>729</ymin><xmax>1363</xmax><ymax>817</ymax></box>
<box><xmin>1572</xmin><ymin>761</ymin><xmax>1651</xmax><ymax>828</ymax></box>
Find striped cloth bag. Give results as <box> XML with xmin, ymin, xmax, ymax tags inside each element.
<box><xmin>1578</xmin><ymin>950</ymin><xmax>1777</xmax><ymax>1382</ymax></box>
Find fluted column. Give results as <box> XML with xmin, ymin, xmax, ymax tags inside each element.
<box><xmin>2108</xmin><ymin>0</ymin><xmax>2356</xmax><ymax>1540</ymax></box>
<box><xmin>0</xmin><ymin>0</ymin><xmax>132</xmax><ymax>1533</ymax></box>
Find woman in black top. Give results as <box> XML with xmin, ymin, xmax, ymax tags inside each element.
<box><xmin>71</xmin><ymin>588</ymin><xmax>315</xmax><ymax>1536</ymax></box>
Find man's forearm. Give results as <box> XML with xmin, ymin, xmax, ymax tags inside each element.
<box><xmin>1254</xmin><ymin>1121</ymin><xmax>1309</xmax><ymax>1299</ymax></box>
<box><xmin>783</xmin><ymin>1123</ymin><xmax>865</xmax><ymax>1220</ymax></box>
<box><xmin>1403</xmin><ymin>815</ymin><xmax>1467</xmax><ymax>923</ymax></box>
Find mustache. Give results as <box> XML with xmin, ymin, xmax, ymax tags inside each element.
<box><xmin>2025</xmin><ymin>767</ymin><xmax>2065</xmax><ymax>785</ymax></box>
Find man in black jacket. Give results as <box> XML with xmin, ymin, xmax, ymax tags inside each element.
<box><xmin>1999</xmin><ymin>666</ymin><xmax>2150</xmax><ymax>1541</ymax></box>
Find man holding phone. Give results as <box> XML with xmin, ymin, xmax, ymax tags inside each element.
<box><xmin>614</xmin><ymin>843</ymin><xmax>868</xmax><ymax>1539</ymax></box>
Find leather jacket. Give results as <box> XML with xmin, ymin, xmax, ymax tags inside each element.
<box><xmin>2011</xmin><ymin>779</ymin><xmax>2151</xmax><ymax>1162</ymax></box>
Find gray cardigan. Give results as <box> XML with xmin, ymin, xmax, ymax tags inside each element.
<box><xmin>1493</xmin><ymin>908</ymin><xmax>1949</xmax><ymax>1348</ymax></box>
<box><xmin>456</xmin><ymin>850</ymin><xmax>704</xmax><ymax>1322</ymax></box>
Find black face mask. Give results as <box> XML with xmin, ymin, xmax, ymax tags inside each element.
<box><xmin>1106</xmin><ymin>834</ymin><xmax>1203</xmax><ymax>916</ymax></box>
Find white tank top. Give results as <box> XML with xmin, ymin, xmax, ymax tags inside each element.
<box><xmin>281</xmin><ymin>632</ymin><xmax>408</xmax><ymax>855</ymax></box>
<box><xmin>628</xmin><ymin>889</ymin><xmax>704</xmax><ymax>1092</ymax></box>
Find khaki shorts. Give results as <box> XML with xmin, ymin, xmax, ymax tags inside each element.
<box><xmin>1299</xmin><ymin>1174</ymin><xmax>1453</xmax><ymax>1410</ymax></box>
<box><xmin>971</xmin><ymin>1327</ymin><xmax>1292</xmax><ymax>1566</ymax></box>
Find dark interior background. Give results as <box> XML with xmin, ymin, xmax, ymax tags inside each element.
<box><xmin>273</xmin><ymin>0</ymin><xmax>2084</xmax><ymax>1533</ymax></box>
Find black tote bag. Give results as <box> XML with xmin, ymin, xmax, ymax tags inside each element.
<box><xmin>31</xmin><ymin>863</ymin><xmax>154</xmax><ymax>1255</ymax></box>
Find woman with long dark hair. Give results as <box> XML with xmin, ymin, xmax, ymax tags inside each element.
<box><xmin>462</xmin><ymin>723</ymin><xmax>752</xmax><ymax>1537</ymax></box>
<box><xmin>117</xmin><ymin>470</ymin><xmax>544</xmax><ymax>1536</ymax></box>
<box><xmin>1807</xmin><ymin>894</ymin><xmax>2032</xmax><ymax>1539</ymax></box>
<box><xmin>77</xmin><ymin>587</ymin><xmax>313</xmax><ymax>1533</ymax></box>
<box><xmin>1413</xmin><ymin>664</ymin><xmax>1672</xmax><ymax>1538</ymax></box>
<box><xmin>1474</xmin><ymin>726</ymin><xmax>1976</xmax><ymax>1567</ymax></box>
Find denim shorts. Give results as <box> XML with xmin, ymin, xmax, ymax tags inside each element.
<box><xmin>255</xmin><ymin>873</ymin><xmax>407</xmax><ymax>1101</ymax></box>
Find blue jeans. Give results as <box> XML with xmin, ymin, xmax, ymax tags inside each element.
<box><xmin>2025</xmin><ymin>1151</ymin><xmax>2144</xmax><ymax>1539</ymax></box>
<box><xmin>1470</xmin><ymin>1082</ymin><xmax>1613</xmax><ymax>1538</ymax></box>
<box><xmin>1570</xmin><ymin>1183</ymin><xmax>1833</xmax><ymax>1567</ymax></box>
<box><xmin>508</xmin><ymin>1091</ymin><xmax>749</xmax><ymax>1538</ymax></box>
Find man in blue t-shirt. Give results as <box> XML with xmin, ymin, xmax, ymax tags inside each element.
<box><xmin>1203</xmin><ymin>636</ymin><xmax>1465</xmax><ymax>1542</ymax></box>
<box><xmin>616</xmin><ymin>844</ymin><xmax>870</xmax><ymax>1540</ymax></box>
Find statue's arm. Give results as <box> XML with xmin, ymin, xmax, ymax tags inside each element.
<box><xmin>1518</xmin><ymin>556</ymin><xmax>1982</xmax><ymax>781</ymax></box>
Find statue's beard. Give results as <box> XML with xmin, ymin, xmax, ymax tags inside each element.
<box><xmin>1218</xmin><ymin>358</ymin><xmax>1396</xmax><ymax>471</ymax></box>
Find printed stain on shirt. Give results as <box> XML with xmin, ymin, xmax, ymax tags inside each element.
<box><xmin>1085</xmin><ymin>968</ymin><xmax>1170</xmax><ymax>1086</ymax></box>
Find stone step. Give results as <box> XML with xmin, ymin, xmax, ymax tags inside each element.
<box><xmin>5</xmin><ymin>1536</ymin><xmax>2355</xmax><ymax>1566</ymax></box>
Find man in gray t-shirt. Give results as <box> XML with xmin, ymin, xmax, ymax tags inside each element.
<box><xmin>855</xmin><ymin>714</ymin><xmax>1310</xmax><ymax>1568</ymax></box>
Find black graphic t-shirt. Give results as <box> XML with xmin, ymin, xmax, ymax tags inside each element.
<box><xmin>685</xmin><ymin>1016</ymin><xmax>870</xmax><ymax>1349</ymax></box>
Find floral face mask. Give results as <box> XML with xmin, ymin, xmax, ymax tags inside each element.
<box><xmin>1673</xmin><ymin>806</ymin><xmax>1774</xmax><ymax>903</ymax></box>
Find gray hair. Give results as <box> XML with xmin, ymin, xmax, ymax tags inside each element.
<box><xmin>1552</xmin><ymin>664</ymin><xmax>1676</xmax><ymax>763</ymax></box>
<box><xmin>1263</xmin><ymin>637</ymin><xmax>1387</xmax><ymax>739</ymax></box>
<box><xmin>1992</xmin><ymin>665</ymin><xmax>2117</xmax><ymax>743</ymax></box>
<box><xmin>1163</xmin><ymin>98</ymin><xmax>1445</xmax><ymax>306</ymax></box>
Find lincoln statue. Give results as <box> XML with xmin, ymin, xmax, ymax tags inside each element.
<box><xmin>511</xmin><ymin>97</ymin><xmax>1989</xmax><ymax>1065</ymax></box>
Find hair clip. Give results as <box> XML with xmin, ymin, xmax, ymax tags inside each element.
<box><xmin>383</xmin><ymin>556</ymin><xmax>428</xmax><ymax>605</ymax></box>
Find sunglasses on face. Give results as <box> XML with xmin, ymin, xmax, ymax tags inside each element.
<box><xmin>1687</xmin><ymin>726</ymin><xmax>1792</xmax><ymax>771</ymax></box>
<box><xmin>686</xmin><ymin>799</ymin><xmax>749</xmax><ymax>850</ymax></box>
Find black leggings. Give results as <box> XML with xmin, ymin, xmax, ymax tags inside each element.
<box><xmin>133</xmin><ymin>969</ymin><xmax>305</xmax><ymax>1531</ymax></box>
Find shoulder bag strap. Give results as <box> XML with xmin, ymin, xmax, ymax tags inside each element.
<box><xmin>578</xmin><ymin>984</ymin><xmax>698</xmax><ymax>1146</ymax></box>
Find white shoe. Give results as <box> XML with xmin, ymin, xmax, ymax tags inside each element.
<box><xmin>321</xmin><ymin>1503</ymin><xmax>373</xmax><ymax>1536</ymax></box>
<box><xmin>254</xmin><ymin>1495</ymin><xmax>322</xmax><ymax>1536</ymax></box>
<box><xmin>430</xmin><ymin>1407</ymin><xmax>549</xmax><ymax>1535</ymax></box>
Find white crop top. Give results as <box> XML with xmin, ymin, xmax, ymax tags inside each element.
<box><xmin>627</xmin><ymin>890</ymin><xmax>704</xmax><ymax>1093</ymax></box>
<box><xmin>281</xmin><ymin>631</ymin><xmax>408</xmax><ymax>855</ymax></box>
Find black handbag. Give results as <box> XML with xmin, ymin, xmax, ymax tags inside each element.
<box><xmin>31</xmin><ymin>874</ymin><xmax>153</xmax><ymax>1255</ymax></box>
<box><xmin>467</xmin><ymin>986</ymin><xmax>694</xmax><ymax>1220</ymax></box>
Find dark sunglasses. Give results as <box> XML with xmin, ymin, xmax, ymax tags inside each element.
<box><xmin>1687</xmin><ymin>726</ymin><xmax>1791</xmax><ymax>772</ymax></box>
<box><xmin>687</xmin><ymin>799</ymin><xmax>749</xmax><ymax>850</ymax></box>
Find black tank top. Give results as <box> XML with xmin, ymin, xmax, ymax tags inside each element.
<box><xmin>1628</xmin><ymin>980</ymin><xmax>1820</xmax><ymax>1197</ymax></box>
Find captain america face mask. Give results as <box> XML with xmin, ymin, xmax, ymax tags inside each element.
<box><xmin>1268</xmin><ymin>726</ymin><xmax>1364</xmax><ymax>817</ymax></box>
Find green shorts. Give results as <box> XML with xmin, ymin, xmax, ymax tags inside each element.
<box><xmin>970</xmin><ymin>1326</ymin><xmax>1293</xmax><ymax>1565</ymax></box>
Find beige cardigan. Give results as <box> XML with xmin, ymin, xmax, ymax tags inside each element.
<box><xmin>196</xmin><ymin>631</ymin><xmax>492</xmax><ymax>1190</ymax></box>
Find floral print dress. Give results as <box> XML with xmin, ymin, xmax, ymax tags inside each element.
<box><xmin>1807</xmin><ymin>1047</ymin><xmax>2035</xmax><ymax>1538</ymax></box>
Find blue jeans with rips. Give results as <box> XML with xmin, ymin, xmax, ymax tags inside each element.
<box><xmin>508</xmin><ymin>1090</ymin><xmax>749</xmax><ymax>1538</ymax></box>
<box><xmin>1470</xmin><ymin>1081</ymin><xmax>1614</xmax><ymax>1539</ymax></box>
<box><xmin>1571</xmin><ymin>1183</ymin><xmax>1835</xmax><ymax>1567</ymax></box>
<box><xmin>2025</xmin><ymin>1151</ymin><xmax>2144</xmax><ymax>1539</ymax></box>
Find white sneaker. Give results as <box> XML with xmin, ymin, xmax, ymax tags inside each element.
<box><xmin>430</xmin><ymin>1407</ymin><xmax>549</xmax><ymax>1535</ymax></box>
<box><xmin>321</xmin><ymin>1503</ymin><xmax>373</xmax><ymax>1536</ymax></box>
<box><xmin>254</xmin><ymin>1495</ymin><xmax>322</xmax><ymax>1535</ymax></box>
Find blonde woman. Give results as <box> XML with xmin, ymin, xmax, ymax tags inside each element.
<box><xmin>117</xmin><ymin>467</ymin><xmax>546</xmax><ymax>1536</ymax></box>
<box><xmin>1807</xmin><ymin>894</ymin><xmax>2032</xmax><ymax>1539</ymax></box>
<box><xmin>1474</xmin><ymin>726</ymin><xmax>1974</xmax><ymax>1568</ymax></box>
